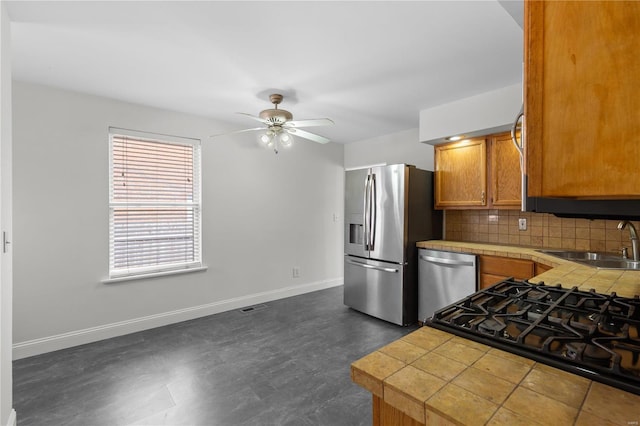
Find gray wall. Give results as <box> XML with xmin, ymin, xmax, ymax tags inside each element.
<box><xmin>12</xmin><ymin>81</ymin><xmax>344</xmax><ymax>358</ymax></box>
<box><xmin>11</xmin><ymin>82</ymin><xmax>438</xmax><ymax>362</ymax></box>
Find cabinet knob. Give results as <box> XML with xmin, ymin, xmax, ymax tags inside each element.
<box><xmin>481</xmin><ymin>191</ymin><xmax>486</xmax><ymax>204</ymax></box>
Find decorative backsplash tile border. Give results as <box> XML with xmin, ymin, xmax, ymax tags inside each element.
<box><xmin>444</xmin><ymin>210</ymin><xmax>640</xmax><ymax>255</ymax></box>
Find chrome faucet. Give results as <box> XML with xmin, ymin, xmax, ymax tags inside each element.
<box><xmin>618</xmin><ymin>221</ymin><xmax>640</xmax><ymax>261</ymax></box>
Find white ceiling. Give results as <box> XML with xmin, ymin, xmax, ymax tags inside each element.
<box><xmin>6</xmin><ymin>1</ymin><xmax>524</xmax><ymax>144</ymax></box>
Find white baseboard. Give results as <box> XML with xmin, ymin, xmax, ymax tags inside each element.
<box><xmin>5</xmin><ymin>409</ymin><xmax>16</xmax><ymax>426</ymax></box>
<box><xmin>13</xmin><ymin>278</ymin><xmax>343</xmax><ymax>360</ymax></box>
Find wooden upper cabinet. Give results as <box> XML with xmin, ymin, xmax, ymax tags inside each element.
<box><xmin>490</xmin><ymin>132</ymin><xmax>521</xmax><ymax>208</ymax></box>
<box><xmin>435</xmin><ymin>132</ymin><xmax>521</xmax><ymax>209</ymax></box>
<box><xmin>434</xmin><ymin>138</ymin><xmax>487</xmax><ymax>208</ymax></box>
<box><xmin>525</xmin><ymin>1</ymin><xmax>640</xmax><ymax>198</ymax></box>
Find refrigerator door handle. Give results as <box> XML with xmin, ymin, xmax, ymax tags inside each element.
<box><xmin>346</xmin><ymin>259</ymin><xmax>399</xmax><ymax>273</ymax></box>
<box><xmin>369</xmin><ymin>173</ymin><xmax>376</xmax><ymax>251</ymax></box>
<box><xmin>419</xmin><ymin>255</ymin><xmax>475</xmax><ymax>267</ymax></box>
<box><xmin>363</xmin><ymin>174</ymin><xmax>371</xmax><ymax>251</ymax></box>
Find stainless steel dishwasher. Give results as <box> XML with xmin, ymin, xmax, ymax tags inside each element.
<box><xmin>418</xmin><ymin>248</ymin><xmax>478</xmax><ymax>321</ymax></box>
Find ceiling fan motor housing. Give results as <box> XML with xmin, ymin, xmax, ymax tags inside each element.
<box><xmin>259</xmin><ymin>93</ymin><xmax>293</xmax><ymax>124</ymax></box>
<box><xmin>259</xmin><ymin>108</ymin><xmax>293</xmax><ymax>123</ymax></box>
<box><xmin>210</xmin><ymin>92</ymin><xmax>331</xmax><ymax>146</ymax></box>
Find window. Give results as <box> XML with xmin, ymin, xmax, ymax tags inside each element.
<box><xmin>109</xmin><ymin>128</ymin><xmax>202</xmax><ymax>279</ymax></box>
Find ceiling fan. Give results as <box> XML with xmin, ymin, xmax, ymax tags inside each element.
<box><xmin>212</xmin><ymin>94</ymin><xmax>334</xmax><ymax>154</ymax></box>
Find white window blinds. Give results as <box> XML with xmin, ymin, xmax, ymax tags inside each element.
<box><xmin>109</xmin><ymin>129</ymin><xmax>202</xmax><ymax>279</ymax></box>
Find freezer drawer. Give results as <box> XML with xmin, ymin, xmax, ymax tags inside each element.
<box><xmin>344</xmin><ymin>256</ymin><xmax>406</xmax><ymax>325</ymax></box>
<box><xmin>418</xmin><ymin>249</ymin><xmax>478</xmax><ymax>321</ymax></box>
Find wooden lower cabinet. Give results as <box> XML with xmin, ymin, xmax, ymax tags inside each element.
<box><xmin>535</xmin><ymin>262</ymin><xmax>552</xmax><ymax>276</ymax></box>
<box><xmin>373</xmin><ymin>395</ymin><xmax>424</xmax><ymax>426</ymax></box>
<box><xmin>479</xmin><ymin>255</ymin><xmax>535</xmax><ymax>289</ymax></box>
<box><xmin>480</xmin><ymin>272</ymin><xmax>510</xmax><ymax>289</ymax></box>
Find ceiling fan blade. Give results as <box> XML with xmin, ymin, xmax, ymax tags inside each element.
<box><xmin>209</xmin><ymin>127</ymin><xmax>264</xmax><ymax>138</ymax></box>
<box><xmin>237</xmin><ymin>112</ymin><xmax>269</xmax><ymax>124</ymax></box>
<box><xmin>287</xmin><ymin>128</ymin><xmax>330</xmax><ymax>144</ymax></box>
<box><xmin>284</xmin><ymin>118</ymin><xmax>334</xmax><ymax>128</ymax></box>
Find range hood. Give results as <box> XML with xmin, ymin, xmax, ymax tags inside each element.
<box><xmin>523</xmin><ymin>173</ymin><xmax>640</xmax><ymax>221</ymax></box>
<box><xmin>511</xmin><ymin>113</ymin><xmax>640</xmax><ymax>221</ymax></box>
<box><xmin>525</xmin><ymin>196</ymin><xmax>640</xmax><ymax>221</ymax></box>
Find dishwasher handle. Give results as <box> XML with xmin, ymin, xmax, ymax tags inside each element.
<box><xmin>346</xmin><ymin>259</ymin><xmax>399</xmax><ymax>273</ymax></box>
<box><xmin>419</xmin><ymin>254</ymin><xmax>475</xmax><ymax>267</ymax></box>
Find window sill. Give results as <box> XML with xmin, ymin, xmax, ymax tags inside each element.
<box><xmin>102</xmin><ymin>266</ymin><xmax>208</xmax><ymax>284</ymax></box>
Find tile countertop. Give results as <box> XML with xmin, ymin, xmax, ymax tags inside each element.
<box><xmin>350</xmin><ymin>241</ymin><xmax>640</xmax><ymax>426</ymax></box>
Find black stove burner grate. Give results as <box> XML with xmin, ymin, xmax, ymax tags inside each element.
<box><xmin>425</xmin><ymin>278</ymin><xmax>640</xmax><ymax>395</ymax></box>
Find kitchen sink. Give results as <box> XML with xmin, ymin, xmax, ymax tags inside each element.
<box><xmin>537</xmin><ymin>249</ymin><xmax>640</xmax><ymax>270</ymax></box>
<box><xmin>537</xmin><ymin>250</ymin><xmax>611</xmax><ymax>261</ymax></box>
<box><xmin>583</xmin><ymin>259</ymin><xmax>640</xmax><ymax>270</ymax></box>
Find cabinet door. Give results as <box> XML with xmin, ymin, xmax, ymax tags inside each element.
<box><xmin>525</xmin><ymin>1</ymin><xmax>640</xmax><ymax>198</ymax></box>
<box><xmin>534</xmin><ymin>262</ymin><xmax>552</xmax><ymax>276</ymax></box>
<box><xmin>480</xmin><ymin>255</ymin><xmax>535</xmax><ymax>289</ymax></box>
<box><xmin>434</xmin><ymin>138</ymin><xmax>487</xmax><ymax>208</ymax></box>
<box><xmin>480</xmin><ymin>273</ymin><xmax>508</xmax><ymax>290</ymax></box>
<box><xmin>373</xmin><ymin>395</ymin><xmax>424</xmax><ymax>426</ymax></box>
<box><xmin>490</xmin><ymin>132</ymin><xmax>522</xmax><ymax>208</ymax></box>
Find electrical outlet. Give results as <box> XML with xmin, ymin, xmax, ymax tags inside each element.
<box><xmin>518</xmin><ymin>218</ymin><xmax>527</xmax><ymax>231</ymax></box>
<box><xmin>292</xmin><ymin>267</ymin><xmax>300</xmax><ymax>278</ymax></box>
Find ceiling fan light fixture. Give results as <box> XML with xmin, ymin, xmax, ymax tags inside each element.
<box><xmin>279</xmin><ymin>132</ymin><xmax>293</xmax><ymax>148</ymax></box>
<box><xmin>259</xmin><ymin>132</ymin><xmax>273</xmax><ymax>145</ymax></box>
<box><xmin>211</xmin><ymin>93</ymin><xmax>333</xmax><ymax>151</ymax></box>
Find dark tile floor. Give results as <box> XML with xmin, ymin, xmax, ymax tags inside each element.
<box><xmin>13</xmin><ymin>286</ymin><xmax>417</xmax><ymax>426</ymax></box>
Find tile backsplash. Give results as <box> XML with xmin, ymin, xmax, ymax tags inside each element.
<box><xmin>444</xmin><ymin>210</ymin><xmax>640</xmax><ymax>255</ymax></box>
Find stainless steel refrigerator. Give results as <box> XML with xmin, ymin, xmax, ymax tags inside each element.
<box><xmin>344</xmin><ymin>164</ymin><xmax>442</xmax><ymax>326</ymax></box>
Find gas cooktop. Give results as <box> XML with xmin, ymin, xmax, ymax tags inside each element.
<box><xmin>425</xmin><ymin>278</ymin><xmax>640</xmax><ymax>395</ymax></box>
